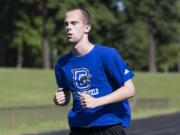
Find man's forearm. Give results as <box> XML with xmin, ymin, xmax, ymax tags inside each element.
<box><xmin>64</xmin><ymin>90</ymin><xmax>71</xmax><ymax>105</ymax></box>
<box><xmin>97</xmin><ymin>80</ymin><xmax>135</xmax><ymax>107</ymax></box>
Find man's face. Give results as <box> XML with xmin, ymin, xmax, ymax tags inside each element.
<box><xmin>64</xmin><ymin>10</ymin><xmax>90</xmax><ymax>44</ymax></box>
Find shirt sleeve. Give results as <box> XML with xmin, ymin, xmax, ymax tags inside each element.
<box><xmin>104</xmin><ymin>48</ymin><xmax>134</xmax><ymax>87</ymax></box>
<box><xmin>54</xmin><ymin>62</ymin><xmax>63</xmax><ymax>88</ymax></box>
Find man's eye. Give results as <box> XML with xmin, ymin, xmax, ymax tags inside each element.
<box><xmin>64</xmin><ymin>22</ymin><xmax>68</xmax><ymax>26</ymax></box>
<box><xmin>72</xmin><ymin>22</ymin><xmax>78</xmax><ymax>25</ymax></box>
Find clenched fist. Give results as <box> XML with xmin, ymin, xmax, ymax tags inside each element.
<box><xmin>79</xmin><ymin>93</ymin><xmax>99</xmax><ymax>109</ymax></box>
<box><xmin>54</xmin><ymin>88</ymin><xmax>66</xmax><ymax>106</ymax></box>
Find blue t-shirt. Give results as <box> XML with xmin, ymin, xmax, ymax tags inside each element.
<box><xmin>55</xmin><ymin>45</ymin><xmax>134</xmax><ymax>128</ymax></box>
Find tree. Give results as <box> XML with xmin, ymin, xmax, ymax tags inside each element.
<box><xmin>124</xmin><ymin>0</ymin><xmax>180</xmax><ymax>72</ymax></box>
<box><xmin>1</xmin><ymin>0</ymin><xmax>179</xmax><ymax>71</ymax></box>
<box><xmin>157</xmin><ymin>44</ymin><xmax>180</xmax><ymax>72</ymax></box>
<box><xmin>0</xmin><ymin>0</ymin><xmax>20</xmax><ymax>67</ymax></box>
<box><xmin>37</xmin><ymin>0</ymin><xmax>50</xmax><ymax>69</ymax></box>
<box><xmin>11</xmin><ymin>0</ymin><xmax>42</xmax><ymax>68</ymax></box>
<box><xmin>11</xmin><ymin>0</ymin><xmax>56</xmax><ymax>69</ymax></box>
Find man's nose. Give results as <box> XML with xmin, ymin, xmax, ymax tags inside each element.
<box><xmin>66</xmin><ymin>24</ymin><xmax>72</xmax><ymax>31</ymax></box>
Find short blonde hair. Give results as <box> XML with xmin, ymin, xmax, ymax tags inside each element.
<box><xmin>67</xmin><ymin>7</ymin><xmax>91</xmax><ymax>25</ymax></box>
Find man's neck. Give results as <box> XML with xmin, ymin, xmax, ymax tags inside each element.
<box><xmin>71</xmin><ymin>41</ymin><xmax>94</xmax><ymax>56</ymax></box>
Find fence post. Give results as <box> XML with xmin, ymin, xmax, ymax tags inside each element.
<box><xmin>10</xmin><ymin>108</ymin><xmax>15</xmax><ymax>127</ymax></box>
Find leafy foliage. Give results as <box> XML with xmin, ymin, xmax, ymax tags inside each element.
<box><xmin>0</xmin><ymin>0</ymin><xmax>179</xmax><ymax>71</ymax></box>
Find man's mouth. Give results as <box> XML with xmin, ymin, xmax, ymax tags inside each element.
<box><xmin>67</xmin><ymin>33</ymin><xmax>73</xmax><ymax>38</ymax></box>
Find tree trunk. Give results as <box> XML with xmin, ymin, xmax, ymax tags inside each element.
<box><xmin>147</xmin><ymin>16</ymin><xmax>157</xmax><ymax>72</ymax></box>
<box><xmin>16</xmin><ymin>45</ymin><xmax>23</xmax><ymax>69</ymax></box>
<box><xmin>42</xmin><ymin>19</ymin><xmax>50</xmax><ymax>69</ymax></box>
<box><xmin>41</xmin><ymin>1</ymin><xmax>50</xmax><ymax>69</ymax></box>
<box><xmin>0</xmin><ymin>44</ymin><xmax>6</xmax><ymax>66</ymax></box>
<box><xmin>178</xmin><ymin>61</ymin><xmax>180</xmax><ymax>72</ymax></box>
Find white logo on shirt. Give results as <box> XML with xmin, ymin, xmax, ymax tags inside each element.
<box><xmin>124</xmin><ymin>69</ymin><xmax>130</xmax><ymax>75</ymax></box>
<box><xmin>72</xmin><ymin>68</ymin><xmax>91</xmax><ymax>90</ymax></box>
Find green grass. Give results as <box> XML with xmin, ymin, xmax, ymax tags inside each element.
<box><xmin>0</xmin><ymin>106</ymin><xmax>69</xmax><ymax>135</ymax></box>
<box><xmin>0</xmin><ymin>68</ymin><xmax>56</xmax><ymax>108</ymax></box>
<box><xmin>133</xmin><ymin>72</ymin><xmax>180</xmax><ymax>108</ymax></box>
<box><xmin>0</xmin><ymin>68</ymin><xmax>180</xmax><ymax>135</ymax></box>
<box><xmin>134</xmin><ymin>72</ymin><xmax>180</xmax><ymax>99</ymax></box>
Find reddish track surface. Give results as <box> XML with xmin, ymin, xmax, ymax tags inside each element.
<box><xmin>27</xmin><ymin>112</ymin><xmax>180</xmax><ymax>135</ymax></box>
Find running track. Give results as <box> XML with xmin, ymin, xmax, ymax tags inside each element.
<box><xmin>27</xmin><ymin>112</ymin><xmax>180</xmax><ymax>135</ymax></box>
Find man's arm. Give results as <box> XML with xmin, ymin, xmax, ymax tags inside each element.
<box><xmin>79</xmin><ymin>79</ymin><xmax>135</xmax><ymax>109</ymax></box>
<box><xmin>54</xmin><ymin>88</ymin><xmax>71</xmax><ymax>106</ymax></box>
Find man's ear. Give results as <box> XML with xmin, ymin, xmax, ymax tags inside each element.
<box><xmin>85</xmin><ymin>25</ymin><xmax>91</xmax><ymax>33</ymax></box>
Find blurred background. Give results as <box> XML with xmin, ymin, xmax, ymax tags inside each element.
<box><xmin>0</xmin><ymin>0</ymin><xmax>180</xmax><ymax>135</ymax></box>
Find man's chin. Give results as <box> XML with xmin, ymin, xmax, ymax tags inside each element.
<box><xmin>67</xmin><ymin>39</ymin><xmax>77</xmax><ymax>44</ymax></box>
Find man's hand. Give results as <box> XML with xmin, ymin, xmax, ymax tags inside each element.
<box><xmin>79</xmin><ymin>80</ymin><xmax>135</xmax><ymax>108</ymax></box>
<box><xmin>54</xmin><ymin>88</ymin><xmax>66</xmax><ymax>106</ymax></box>
<box><xmin>79</xmin><ymin>93</ymin><xmax>99</xmax><ymax>109</ymax></box>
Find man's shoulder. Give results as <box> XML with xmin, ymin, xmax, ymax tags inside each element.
<box><xmin>96</xmin><ymin>44</ymin><xmax>116</xmax><ymax>57</ymax></box>
<box><xmin>55</xmin><ymin>52</ymin><xmax>72</xmax><ymax>67</ymax></box>
<box><xmin>95</xmin><ymin>44</ymin><xmax>116</xmax><ymax>54</ymax></box>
